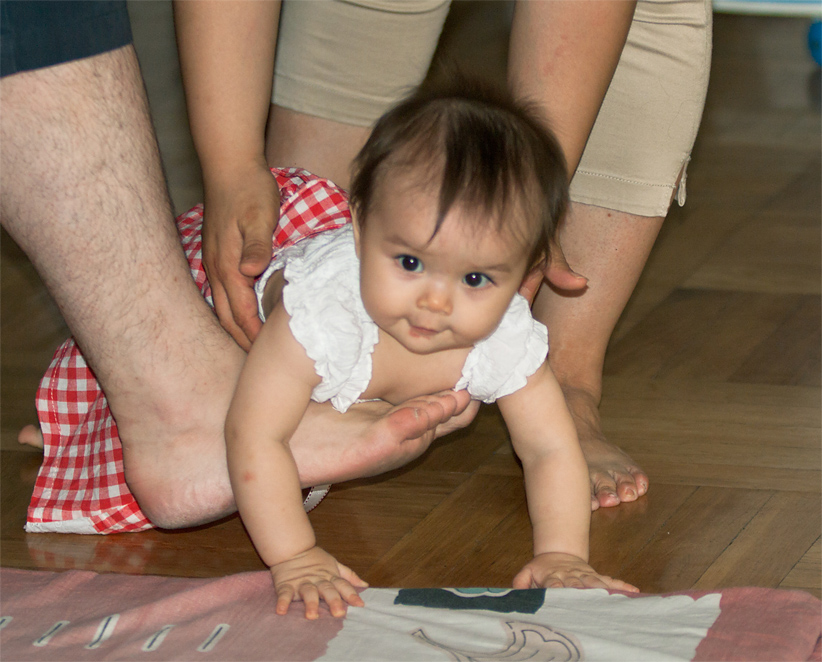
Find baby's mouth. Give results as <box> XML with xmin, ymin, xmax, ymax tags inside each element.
<box><xmin>408</xmin><ymin>324</ymin><xmax>439</xmax><ymax>338</ymax></box>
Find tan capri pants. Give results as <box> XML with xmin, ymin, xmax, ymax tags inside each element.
<box><xmin>272</xmin><ymin>0</ymin><xmax>712</xmax><ymax>218</ymax></box>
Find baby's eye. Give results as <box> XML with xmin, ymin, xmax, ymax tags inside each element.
<box><xmin>397</xmin><ymin>255</ymin><xmax>423</xmax><ymax>272</ymax></box>
<box><xmin>463</xmin><ymin>272</ymin><xmax>493</xmax><ymax>288</ymax></box>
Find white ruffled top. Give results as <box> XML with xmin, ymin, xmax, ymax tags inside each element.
<box><xmin>255</xmin><ymin>225</ymin><xmax>548</xmax><ymax>412</ymax></box>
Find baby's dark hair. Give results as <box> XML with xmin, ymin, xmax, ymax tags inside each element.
<box><xmin>349</xmin><ymin>80</ymin><xmax>569</xmax><ymax>268</ymax></box>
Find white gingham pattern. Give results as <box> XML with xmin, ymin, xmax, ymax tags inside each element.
<box><xmin>27</xmin><ymin>168</ymin><xmax>350</xmax><ymax>534</ymax></box>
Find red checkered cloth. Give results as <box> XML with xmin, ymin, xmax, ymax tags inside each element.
<box><xmin>26</xmin><ymin>168</ymin><xmax>351</xmax><ymax>534</ymax></box>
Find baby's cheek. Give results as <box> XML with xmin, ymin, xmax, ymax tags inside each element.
<box><xmin>471</xmin><ymin>303</ymin><xmax>511</xmax><ymax>340</ymax></box>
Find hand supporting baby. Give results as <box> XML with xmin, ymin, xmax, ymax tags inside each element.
<box><xmin>269</xmin><ymin>545</ymin><xmax>369</xmax><ymax>619</ymax></box>
<box><xmin>513</xmin><ymin>551</ymin><xmax>639</xmax><ymax>592</ymax></box>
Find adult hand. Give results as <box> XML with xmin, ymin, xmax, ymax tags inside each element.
<box><xmin>202</xmin><ymin>162</ymin><xmax>280</xmax><ymax>350</ymax></box>
<box><xmin>513</xmin><ymin>551</ymin><xmax>638</xmax><ymax>592</ymax></box>
<box><xmin>519</xmin><ymin>239</ymin><xmax>588</xmax><ymax>304</ymax></box>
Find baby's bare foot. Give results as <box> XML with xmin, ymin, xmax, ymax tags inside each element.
<box><xmin>562</xmin><ymin>386</ymin><xmax>648</xmax><ymax>511</ymax></box>
<box><xmin>18</xmin><ymin>424</ymin><xmax>44</xmax><ymax>450</ymax></box>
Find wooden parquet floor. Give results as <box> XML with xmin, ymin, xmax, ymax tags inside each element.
<box><xmin>1</xmin><ymin>6</ymin><xmax>819</xmax><ymax>599</ymax></box>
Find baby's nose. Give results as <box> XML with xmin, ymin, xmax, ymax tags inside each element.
<box><xmin>417</xmin><ymin>283</ymin><xmax>453</xmax><ymax>315</ymax></box>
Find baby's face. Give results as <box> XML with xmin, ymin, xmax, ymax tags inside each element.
<box><xmin>353</xmin><ymin>173</ymin><xmax>532</xmax><ymax>355</ymax></box>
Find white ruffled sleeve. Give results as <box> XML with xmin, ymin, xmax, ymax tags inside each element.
<box><xmin>256</xmin><ymin>226</ymin><xmax>378</xmax><ymax>413</ymax></box>
<box><xmin>455</xmin><ymin>293</ymin><xmax>548</xmax><ymax>403</ymax></box>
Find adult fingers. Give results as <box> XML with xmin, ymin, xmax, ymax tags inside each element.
<box><xmin>238</xmin><ymin>222</ymin><xmax>277</xmax><ymax>278</ymax></box>
<box><xmin>208</xmin><ymin>278</ymin><xmax>253</xmax><ymax>350</ymax></box>
<box><xmin>222</xmin><ymin>271</ymin><xmax>263</xmax><ymax>347</ymax></box>
<box><xmin>543</xmin><ymin>238</ymin><xmax>588</xmax><ymax>291</ymax></box>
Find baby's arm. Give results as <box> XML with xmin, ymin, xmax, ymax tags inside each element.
<box><xmin>225</xmin><ymin>304</ymin><xmax>367</xmax><ymax>618</ymax></box>
<box><xmin>497</xmin><ymin>364</ymin><xmax>638</xmax><ymax>592</ymax></box>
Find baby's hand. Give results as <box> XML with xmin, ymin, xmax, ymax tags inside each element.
<box><xmin>269</xmin><ymin>546</ymin><xmax>368</xmax><ymax>619</ymax></box>
<box><xmin>513</xmin><ymin>552</ymin><xmax>639</xmax><ymax>592</ymax></box>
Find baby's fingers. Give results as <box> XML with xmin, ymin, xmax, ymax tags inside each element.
<box><xmin>275</xmin><ymin>584</ymin><xmax>296</xmax><ymax>616</ymax></box>
<box><xmin>338</xmin><ymin>562</ymin><xmax>369</xmax><ymax>589</ymax></box>
<box><xmin>315</xmin><ymin>580</ymin><xmax>349</xmax><ymax>618</ymax></box>
<box><xmin>335</xmin><ymin>576</ymin><xmax>365</xmax><ymax>608</ymax></box>
<box><xmin>313</xmin><ymin>578</ymin><xmax>364</xmax><ymax>618</ymax></box>
<box><xmin>574</xmin><ymin>573</ymin><xmax>639</xmax><ymax>592</ymax></box>
<box><xmin>512</xmin><ymin>567</ymin><xmax>534</xmax><ymax>590</ymax></box>
<box><xmin>298</xmin><ymin>583</ymin><xmax>322</xmax><ymax>620</ymax></box>
<box><xmin>599</xmin><ymin>575</ymin><xmax>640</xmax><ymax>593</ymax></box>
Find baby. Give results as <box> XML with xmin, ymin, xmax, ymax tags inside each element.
<box><xmin>225</xmin><ymin>83</ymin><xmax>637</xmax><ymax>619</ymax></box>
<box><xmin>20</xmin><ymin>81</ymin><xmax>636</xmax><ymax>615</ymax></box>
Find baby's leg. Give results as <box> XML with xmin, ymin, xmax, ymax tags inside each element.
<box><xmin>18</xmin><ymin>424</ymin><xmax>44</xmax><ymax>450</ymax></box>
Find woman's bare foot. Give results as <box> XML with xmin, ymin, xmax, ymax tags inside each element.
<box><xmin>18</xmin><ymin>424</ymin><xmax>44</xmax><ymax>449</ymax></box>
<box><xmin>561</xmin><ymin>385</ymin><xmax>649</xmax><ymax>511</ymax></box>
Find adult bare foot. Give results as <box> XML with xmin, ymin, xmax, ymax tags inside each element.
<box><xmin>290</xmin><ymin>389</ymin><xmax>479</xmax><ymax>486</ymax></box>
<box><xmin>561</xmin><ymin>385</ymin><xmax>648</xmax><ymax>511</ymax></box>
<box><xmin>18</xmin><ymin>424</ymin><xmax>44</xmax><ymax>450</ymax></box>
<box><xmin>120</xmin><ymin>385</ymin><xmax>477</xmax><ymax>529</ymax></box>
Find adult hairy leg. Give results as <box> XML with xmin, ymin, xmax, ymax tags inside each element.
<box><xmin>1</xmin><ymin>46</ymin><xmax>245</xmax><ymax>526</ymax></box>
<box><xmin>2</xmin><ymin>46</ymin><xmax>466</xmax><ymax>529</ymax></box>
<box><xmin>533</xmin><ymin>203</ymin><xmax>660</xmax><ymax>509</ymax></box>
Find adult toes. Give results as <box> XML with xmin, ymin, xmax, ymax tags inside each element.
<box><xmin>386</xmin><ymin>406</ymin><xmax>433</xmax><ymax>443</ymax></box>
<box><xmin>597</xmin><ymin>490</ymin><xmax>621</xmax><ymax>508</ymax></box>
<box><xmin>615</xmin><ymin>475</ymin><xmax>639</xmax><ymax>502</ymax></box>
<box><xmin>591</xmin><ymin>475</ymin><xmax>621</xmax><ymax>508</ymax></box>
<box><xmin>631</xmin><ymin>469</ymin><xmax>650</xmax><ymax>496</ymax></box>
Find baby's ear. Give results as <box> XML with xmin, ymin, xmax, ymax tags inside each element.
<box><xmin>518</xmin><ymin>266</ymin><xmax>545</xmax><ymax>305</ymax></box>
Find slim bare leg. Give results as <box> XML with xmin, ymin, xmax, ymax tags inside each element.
<box><xmin>533</xmin><ymin>203</ymin><xmax>660</xmax><ymax>509</ymax></box>
<box><xmin>264</xmin><ymin>105</ymin><xmax>371</xmax><ymax>189</ymax></box>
